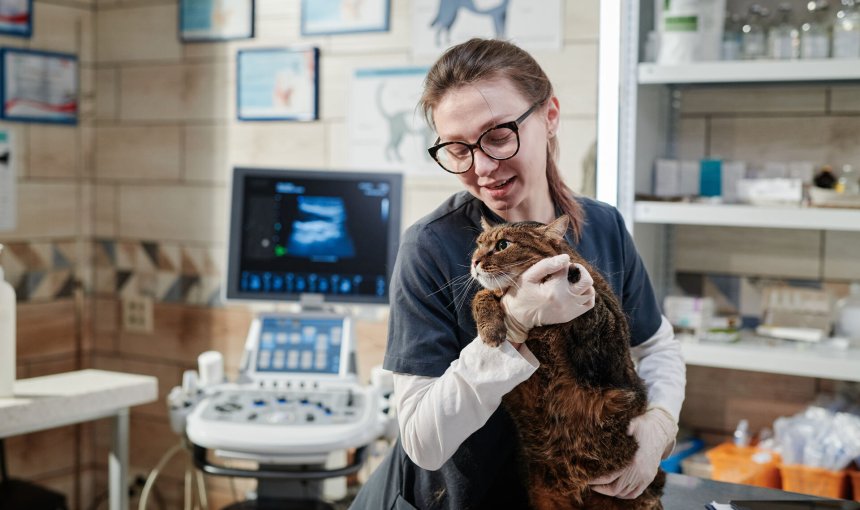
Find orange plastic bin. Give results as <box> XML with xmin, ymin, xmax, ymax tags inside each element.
<box><xmin>848</xmin><ymin>468</ymin><xmax>860</xmax><ymax>502</ymax></box>
<box><xmin>779</xmin><ymin>464</ymin><xmax>849</xmax><ymax>500</ymax></box>
<box><xmin>705</xmin><ymin>444</ymin><xmax>781</xmax><ymax>489</ymax></box>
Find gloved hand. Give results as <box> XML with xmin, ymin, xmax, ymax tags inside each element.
<box><xmin>501</xmin><ymin>254</ymin><xmax>596</xmax><ymax>343</ymax></box>
<box><xmin>589</xmin><ymin>407</ymin><xmax>678</xmax><ymax>499</ymax></box>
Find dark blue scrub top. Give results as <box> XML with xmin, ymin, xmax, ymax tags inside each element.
<box><xmin>350</xmin><ymin>191</ymin><xmax>662</xmax><ymax>510</ymax></box>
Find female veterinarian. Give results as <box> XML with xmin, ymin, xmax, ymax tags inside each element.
<box><xmin>350</xmin><ymin>38</ymin><xmax>686</xmax><ymax>510</ymax></box>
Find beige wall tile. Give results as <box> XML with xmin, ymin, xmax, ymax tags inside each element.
<box><xmin>80</xmin><ymin>182</ymin><xmax>93</xmax><ymax>237</ymax></box>
<box><xmin>184</xmin><ymin>125</ymin><xmax>231</xmax><ymax>184</ymax></box>
<box><xmin>564</xmin><ymin>0</ymin><xmax>600</xmax><ymax>41</ymax></box>
<box><xmin>557</xmin><ymin>117</ymin><xmax>597</xmax><ymax>195</ymax></box>
<box><xmin>119</xmin><ymin>64</ymin><xmax>185</xmax><ymax>121</ymax></box>
<box><xmin>0</xmin><ymin>182</ymin><xmax>79</xmax><ymax>238</ymax></box>
<box><xmin>710</xmin><ymin>116</ymin><xmax>860</xmax><ymax>166</ymax></box>
<box><xmin>824</xmin><ymin>230</ymin><xmax>860</xmax><ymax>281</ymax></box>
<box><xmin>230</xmin><ymin>122</ymin><xmax>328</xmax><ymax>169</ymax></box>
<box><xmin>80</xmin><ymin>124</ymin><xmax>96</xmax><ymax>178</ymax></box>
<box><xmin>80</xmin><ymin>67</ymin><xmax>96</xmax><ymax>120</ymax></box>
<box><xmin>97</xmin><ymin>4</ymin><xmax>181</xmax><ymax>63</ymax></box>
<box><xmin>674</xmin><ymin>226</ymin><xmax>821</xmax><ymax>278</ymax></box>
<box><xmin>94</xmin><ymin>183</ymin><xmax>117</xmax><ymax>237</ymax></box>
<box><xmin>95</xmin><ymin>67</ymin><xmax>118</xmax><ymax>120</ymax></box>
<box><xmin>28</xmin><ymin>125</ymin><xmax>79</xmax><ymax>179</ymax></box>
<box><xmin>682</xmin><ymin>87</ymin><xmax>826</xmax><ymax>115</ymax></box>
<box><xmin>95</xmin><ymin>125</ymin><xmax>181</xmax><ymax>181</ymax></box>
<box><xmin>31</xmin><ymin>3</ymin><xmax>90</xmax><ymax>55</ymax></box>
<box><xmin>830</xmin><ymin>85</ymin><xmax>860</xmax><ymax>113</ymax></box>
<box><xmin>4</xmin><ymin>426</ymin><xmax>77</xmax><ymax>477</ymax></box>
<box><xmin>676</xmin><ymin>117</ymin><xmax>707</xmax><ymax>160</ymax></box>
<box><xmin>118</xmin><ymin>184</ymin><xmax>228</xmax><ymax>243</ymax></box>
<box><xmin>535</xmin><ymin>42</ymin><xmax>599</xmax><ymax>117</ymax></box>
<box><xmin>185</xmin><ymin>62</ymin><xmax>235</xmax><ymax>121</ymax></box>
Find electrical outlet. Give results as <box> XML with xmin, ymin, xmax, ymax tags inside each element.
<box><xmin>122</xmin><ymin>296</ymin><xmax>154</xmax><ymax>333</ymax></box>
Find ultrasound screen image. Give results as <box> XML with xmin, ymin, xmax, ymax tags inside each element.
<box><xmin>230</xmin><ymin>169</ymin><xmax>400</xmax><ymax>303</ymax></box>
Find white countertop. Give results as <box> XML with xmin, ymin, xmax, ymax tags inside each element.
<box><xmin>0</xmin><ymin>369</ymin><xmax>158</xmax><ymax>438</ymax></box>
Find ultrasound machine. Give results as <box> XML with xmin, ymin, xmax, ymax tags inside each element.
<box><xmin>167</xmin><ymin>167</ymin><xmax>402</xmax><ymax>510</ymax></box>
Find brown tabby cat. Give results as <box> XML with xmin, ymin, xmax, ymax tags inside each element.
<box><xmin>470</xmin><ymin>216</ymin><xmax>665</xmax><ymax>510</ymax></box>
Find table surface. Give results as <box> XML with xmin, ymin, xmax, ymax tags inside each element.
<box><xmin>663</xmin><ymin>473</ymin><xmax>855</xmax><ymax>509</ymax></box>
<box><xmin>0</xmin><ymin>369</ymin><xmax>158</xmax><ymax>438</ymax></box>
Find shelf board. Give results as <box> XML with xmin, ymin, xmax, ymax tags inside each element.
<box><xmin>634</xmin><ymin>201</ymin><xmax>860</xmax><ymax>231</ymax></box>
<box><xmin>638</xmin><ymin>59</ymin><xmax>860</xmax><ymax>85</ymax></box>
<box><xmin>681</xmin><ymin>337</ymin><xmax>860</xmax><ymax>382</ymax></box>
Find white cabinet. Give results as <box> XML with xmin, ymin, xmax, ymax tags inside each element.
<box><xmin>596</xmin><ymin>0</ymin><xmax>860</xmax><ymax>378</ymax></box>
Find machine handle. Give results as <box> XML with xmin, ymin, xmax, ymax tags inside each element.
<box><xmin>191</xmin><ymin>444</ymin><xmax>368</xmax><ymax>480</ymax></box>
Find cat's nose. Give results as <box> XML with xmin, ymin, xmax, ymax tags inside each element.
<box><xmin>472</xmin><ymin>259</ymin><xmax>479</xmax><ymax>268</ymax></box>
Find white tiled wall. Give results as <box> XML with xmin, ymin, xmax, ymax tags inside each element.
<box><xmin>676</xmin><ymin>84</ymin><xmax>860</xmax><ymax>285</ymax></box>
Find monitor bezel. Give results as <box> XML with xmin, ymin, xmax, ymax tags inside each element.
<box><xmin>225</xmin><ymin>166</ymin><xmax>403</xmax><ymax>305</ymax></box>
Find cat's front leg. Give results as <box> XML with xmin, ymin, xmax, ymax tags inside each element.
<box><xmin>472</xmin><ymin>289</ymin><xmax>508</xmax><ymax>347</ymax></box>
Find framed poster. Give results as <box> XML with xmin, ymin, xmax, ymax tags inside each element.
<box><xmin>0</xmin><ymin>49</ymin><xmax>77</xmax><ymax>124</ymax></box>
<box><xmin>180</xmin><ymin>0</ymin><xmax>254</xmax><ymax>42</ymax></box>
<box><xmin>0</xmin><ymin>129</ymin><xmax>14</xmax><ymax>231</ymax></box>
<box><xmin>411</xmin><ymin>0</ymin><xmax>562</xmax><ymax>56</ymax></box>
<box><xmin>237</xmin><ymin>47</ymin><xmax>319</xmax><ymax>122</ymax></box>
<box><xmin>348</xmin><ymin>67</ymin><xmax>440</xmax><ymax>176</ymax></box>
<box><xmin>301</xmin><ymin>0</ymin><xmax>390</xmax><ymax>36</ymax></box>
<box><xmin>0</xmin><ymin>0</ymin><xmax>32</xmax><ymax>37</ymax></box>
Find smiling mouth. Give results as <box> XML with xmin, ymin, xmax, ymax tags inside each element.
<box><xmin>487</xmin><ymin>177</ymin><xmax>514</xmax><ymax>189</ymax></box>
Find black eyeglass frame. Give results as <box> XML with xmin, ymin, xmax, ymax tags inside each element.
<box><xmin>427</xmin><ymin>101</ymin><xmax>543</xmax><ymax>175</ymax></box>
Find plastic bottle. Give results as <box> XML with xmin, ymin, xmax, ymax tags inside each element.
<box><xmin>836</xmin><ymin>164</ymin><xmax>860</xmax><ymax>194</ymax></box>
<box><xmin>833</xmin><ymin>0</ymin><xmax>860</xmax><ymax>58</ymax></box>
<box><xmin>769</xmin><ymin>3</ymin><xmax>801</xmax><ymax>58</ymax></box>
<box><xmin>835</xmin><ymin>283</ymin><xmax>860</xmax><ymax>345</ymax></box>
<box><xmin>0</xmin><ymin>244</ymin><xmax>16</xmax><ymax>398</ymax></box>
<box><xmin>722</xmin><ymin>13</ymin><xmax>744</xmax><ymax>60</ymax></box>
<box><xmin>733</xmin><ymin>419</ymin><xmax>751</xmax><ymax>447</ymax></box>
<box><xmin>742</xmin><ymin>5</ymin><xmax>769</xmax><ymax>59</ymax></box>
<box><xmin>801</xmin><ymin>0</ymin><xmax>832</xmax><ymax>58</ymax></box>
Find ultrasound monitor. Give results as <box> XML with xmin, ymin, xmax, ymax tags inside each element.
<box><xmin>226</xmin><ymin>167</ymin><xmax>402</xmax><ymax>305</ymax></box>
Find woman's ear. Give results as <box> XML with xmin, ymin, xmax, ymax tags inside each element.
<box><xmin>545</xmin><ymin>95</ymin><xmax>560</xmax><ymax>137</ymax></box>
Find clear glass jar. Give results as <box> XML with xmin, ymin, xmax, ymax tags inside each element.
<box><xmin>723</xmin><ymin>12</ymin><xmax>744</xmax><ymax>60</ymax></box>
<box><xmin>770</xmin><ymin>3</ymin><xmax>801</xmax><ymax>58</ymax></box>
<box><xmin>833</xmin><ymin>0</ymin><xmax>860</xmax><ymax>57</ymax></box>
<box><xmin>742</xmin><ymin>5</ymin><xmax>769</xmax><ymax>59</ymax></box>
<box><xmin>835</xmin><ymin>283</ymin><xmax>860</xmax><ymax>345</ymax></box>
<box><xmin>801</xmin><ymin>0</ymin><xmax>832</xmax><ymax>58</ymax></box>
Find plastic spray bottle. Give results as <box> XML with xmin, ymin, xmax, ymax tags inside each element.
<box><xmin>0</xmin><ymin>244</ymin><xmax>16</xmax><ymax>397</ymax></box>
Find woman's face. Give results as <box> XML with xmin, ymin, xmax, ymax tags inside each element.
<box><xmin>432</xmin><ymin>77</ymin><xmax>559</xmax><ymax>223</ymax></box>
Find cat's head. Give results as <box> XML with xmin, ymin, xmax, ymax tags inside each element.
<box><xmin>470</xmin><ymin>215</ymin><xmax>569</xmax><ymax>292</ymax></box>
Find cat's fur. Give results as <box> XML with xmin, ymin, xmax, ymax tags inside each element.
<box><xmin>470</xmin><ymin>216</ymin><xmax>664</xmax><ymax>510</ymax></box>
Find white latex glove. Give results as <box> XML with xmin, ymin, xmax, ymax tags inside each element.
<box><xmin>500</xmin><ymin>254</ymin><xmax>596</xmax><ymax>343</ymax></box>
<box><xmin>589</xmin><ymin>407</ymin><xmax>678</xmax><ymax>499</ymax></box>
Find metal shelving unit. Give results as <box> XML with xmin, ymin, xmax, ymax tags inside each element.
<box><xmin>596</xmin><ymin>0</ymin><xmax>860</xmax><ymax>378</ymax></box>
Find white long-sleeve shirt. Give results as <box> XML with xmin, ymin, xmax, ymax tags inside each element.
<box><xmin>393</xmin><ymin>315</ymin><xmax>685</xmax><ymax>471</ymax></box>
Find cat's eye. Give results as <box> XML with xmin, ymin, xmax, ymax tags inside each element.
<box><xmin>495</xmin><ymin>239</ymin><xmax>510</xmax><ymax>251</ymax></box>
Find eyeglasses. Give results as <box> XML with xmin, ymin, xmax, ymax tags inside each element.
<box><xmin>428</xmin><ymin>101</ymin><xmax>542</xmax><ymax>174</ymax></box>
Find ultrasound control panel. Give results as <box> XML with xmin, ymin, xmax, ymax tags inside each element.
<box><xmin>199</xmin><ymin>388</ymin><xmax>366</xmax><ymax>426</ymax></box>
<box><xmin>183</xmin><ymin>312</ymin><xmax>383</xmax><ymax>456</ymax></box>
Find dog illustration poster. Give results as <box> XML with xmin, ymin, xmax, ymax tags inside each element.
<box><xmin>412</xmin><ymin>0</ymin><xmax>562</xmax><ymax>56</ymax></box>
<box><xmin>348</xmin><ymin>67</ymin><xmax>438</xmax><ymax>175</ymax></box>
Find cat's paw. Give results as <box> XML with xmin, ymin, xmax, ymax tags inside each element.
<box><xmin>478</xmin><ymin>323</ymin><xmax>507</xmax><ymax>347</ymax></box>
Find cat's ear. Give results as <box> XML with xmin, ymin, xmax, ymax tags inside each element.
<box><xmin>545</xmin><ymin>215</ymin><xmax>570</xmax><ymax>239</ymax></box>
<box><xmin>480</xmin><ymin>216</ymin><xmax>493</xmax><ymax>232</ymax></box>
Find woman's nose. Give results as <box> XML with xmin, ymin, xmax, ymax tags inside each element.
<box><xmin>472</xmin><ymin>149</ymin><xmax>498</xmax><ymax>177</ymax></box>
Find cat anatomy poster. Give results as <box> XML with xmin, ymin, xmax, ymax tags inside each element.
<box><xmin>411</xmin><ymin>0</ymin><xmax>562</xmax><ymax>56</ymax></box>
<box><xmin>348</xmin><ymin>67</ymin><xmax>439</xmax><ymax>176</ymax></box>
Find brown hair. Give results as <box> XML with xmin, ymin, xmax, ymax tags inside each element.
<box><xmin>419</xmin><ymin>38</ymin><xmax>583</xmax><ymax>239</ymax></box>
